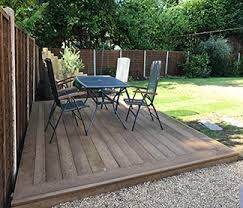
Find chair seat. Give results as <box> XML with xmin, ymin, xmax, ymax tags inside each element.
<box><xmin>124</xmin><ymin>98</ymin><xmax>147</xmax><ymax>106</ymax></box>
<box><xmin>61</xmin><ymin>100</ymin><xmax>88</xmax><ymax>112</ymax></box>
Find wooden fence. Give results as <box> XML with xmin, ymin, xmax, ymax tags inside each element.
<box><xmin>0</xmin><ymin>8</ymin><xmax>39</xmax><ymax>208</ymax></box>
<box><xmin>49</xmin><ymin>48</ymin><xmax>185</xmax><ymax>80</ymax></box>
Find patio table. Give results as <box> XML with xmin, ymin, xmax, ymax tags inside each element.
<box><xmin>73</xmin><ymin>75</ymin><xmax>129</xmax><ymax>133</ymax></box>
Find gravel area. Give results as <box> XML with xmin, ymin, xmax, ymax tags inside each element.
<box><xmin>54</xmin><ymin>161</ymin><xmax>243</xmax><ymax>208</ymax></box>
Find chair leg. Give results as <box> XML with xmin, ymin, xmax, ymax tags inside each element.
<box><xmin>49</xmin><ymin>109</ymin><xmax>64</xmax><ymax>144</ymax></box>
<box><xmin>132</xmin><ymin>105</ymin><xmax>141</xmax><ymax>131</ymax></box>
<box><xmin>76</xmin><ymin>108</ymin><xmax>88</xmax><ymax>136</ymax></box>
<box><xmin>87</xmin><ymin>104</ymin><xmax>98</xmax><ymax>134</ymax></box>
<box><xmin>101</xmin><ymin>93</ymin><xmax>108</xmax><ymax>110</ymax></box>
<box><xmin>147</xmin><ymin>106</ymin><xmax>154</xmax><ymax>121</ymax></box>
<box><xmin>125</xmin><ymin>105</ymin><xmax>132</xmax><ymax>121</ymax></box>
<box><xmin>45</xmin><ymin>102</ymin><xmax>56</xmax><ymax>132</ymax></box>
<box><xmin>72</xmin><ymin>111</ymin><xmax>79</xmax><ymax>126</ymax></box>
<box><xmin>101</xmin><ymin>96</ymin><xmax>104</xmax><ymax>109</ymax></box>
<box><xmin>115</xmin><ymin>93</ymin><xmax>121</xmax><ymax>111</ymax></box>
<box><xmin>151</xmin><ymin>104</ymin><xmax>163</xmax><ymax>130</ymax></box>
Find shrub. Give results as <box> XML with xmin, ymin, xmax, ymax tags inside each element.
<box><xmin>60</xmin><ymin>48</ymin><xmax>85</xmax><ymax>78</ymax></box>
<box><xmin>224</xmin><ymin>58</ymin><xmax>242</xmax><ymax>77</ymax></box>
<box><xmin>184</xmin><ymin>53</ymin><xmax>211</xmax><ymax>78</ymax></box>
<box><xmin>196</xmin><ymin>37</ymin><xmax>232</xmax><ymax>76</ymax></box>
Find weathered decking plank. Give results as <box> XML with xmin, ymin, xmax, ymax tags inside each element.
<box><xmin>63</xmin><ymin>113</ymin><xmax>92</xmax><ymax>175</ymax></box>
<box><xmin>44</xmin><ymin>102</ymin><xmax>63</xmax><ymax>182</ymax></box>
<box><xmin>33</xmin><ymin>103</ymin><xmax>46</xmax><ymax>185</ymax></box>
<box><xmin>55</xmin><ymin>111</ymin><xmax>77</xmax><ymax>179</ymax></box>
<box><xmin>15</xmin><ymin>103</ymin><xmax>38</xmax><ymax>191</ymax></box>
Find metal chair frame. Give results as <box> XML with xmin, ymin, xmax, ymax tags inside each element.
<box><xmin>124</xmin><ymin>61</ymin><xmax>163</xmax><ymax>131</ymax></box>
<box><xmin>44</xmin><ymin>59</ymin><xmax>88</xmax><ymax>143</ymax></box>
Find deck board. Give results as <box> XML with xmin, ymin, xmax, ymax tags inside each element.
<box><xmin>34</xmin><ymin>104</ymin><xmax>46</xmax><ymax>185</ymax></box>
<box><xmin>44</xmin><ymin>102</ymin><xmax>63</xmax><ymax>182</ymax></box>
<box><xmin>64</xmin><ymin>114</ymin><xmax>92</xmax><ymax>175</ymax></box>
<box><xmin>12</xmin><ymin>100</ymin><xmax>238</xmax><ymax>208</ymax></box>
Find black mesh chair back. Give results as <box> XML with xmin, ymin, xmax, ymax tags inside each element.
<box><xmin>45</xmin><ymin>59</ymin><xmax>61</xmax><ymax>106</ymax></box>
<box><xmin>44</xmin><ymin>58</ymin><xmax>88</xmax><ymax>143</ymax></box>
<box><xmin>146</xmin><ymin>61</ymin><xmax>161</xmax><ymax>102</ymax></box>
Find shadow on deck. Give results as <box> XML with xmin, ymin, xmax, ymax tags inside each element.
<box><xmin>12</xmin><ymin>100</ymin><xmax>238</xmax><ymax>208</ymax></box>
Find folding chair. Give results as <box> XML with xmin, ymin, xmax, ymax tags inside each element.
<box><xmin>45</xmin><ymin>59</ymin><xmax>88</xmax><ymax>143</ymax></box>
<box><xmin>124</xmin><ymin>61</ymin><xmax>163</xmax><ymax>131</ymax></box>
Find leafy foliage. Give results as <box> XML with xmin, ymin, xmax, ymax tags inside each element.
<box><xmin>196</xmin><ymin>37</ymin><xmax>232</xmax><ymax>76</ymax></box>
<box><xmin>60</xmin><ymin>48</ymin><xmax>84</xmax><ymax>78</ymax></box>
<box><xmin>1</xmin><ymin>0</ymin><xmax>243</xmax><ymax>53</ymax></box>
<box><xmin>184</xmin><ymin>53</ymin><xmax>211</xmax><ymax>78</ymax></box>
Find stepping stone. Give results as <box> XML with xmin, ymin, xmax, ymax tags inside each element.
<box><xmin>222</xmin><ymin>117</ymin><xmax>243</xmax><ymax>128</ymax></box>
<box><xmin>200</xmin><ymin>121</ymin><xmax>223</xmax><ymax>131</ymax></box>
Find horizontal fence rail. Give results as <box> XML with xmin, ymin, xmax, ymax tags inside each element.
<box><xmin>0</xmin><ymin>8</ymin><xmax>39</xmax><ymax>208</ymax></box>
<box><xmin>49</xmin><ymin>48</ymin><xmax>185</xmax><ymax>80</ymax></box>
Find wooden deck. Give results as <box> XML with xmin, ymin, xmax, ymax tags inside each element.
<box><xmin>12</xmin><ymin>100</ymin><xmax>238</xmax><ymax>208</ymax></box>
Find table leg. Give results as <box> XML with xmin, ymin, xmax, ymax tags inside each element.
<box><xmin>112</xmin><ymin>88</ymin><xmax>127</xmax><ymax>129</ymax></box>
<box><xmin>85</xmin><ymin>89</ymin><xmax>99</xmax><ymax>134</ymax></box>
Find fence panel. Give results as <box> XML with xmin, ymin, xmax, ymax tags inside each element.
<box><xmin>122</xmin><ymin>50</ymin><xmax>144</xmax><ymax>79</ymax></box>
<box><xmin>96</xmin><ymin>50</ymin><xmax>120</xmax><ymax>75</ymax></box>
<box><xmin>146</xmin><ymin>50</ymin><xmax>167</xmax><ymax>77</ymax></box>
<box><xmin>0</xmin><ymin>8</ymin><xmax>39</xmax><ymax>207</ymax></box>
<box><xmin>80</xmin><ymin>49</ymin><xmax>93</xmax><ymax>75</ymax></box>
<box><xmin>168</xmin><ymin>51</ymin><xmax>184</xmax><ymax>76</ymax></box>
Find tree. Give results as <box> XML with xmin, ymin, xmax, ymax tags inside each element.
<box><xmin>1</xmin><ymin>0</ymin><xmax>242</xmax><ymax>50</ymax></box>
<box><xmin>114</xmin><ymin>0</ymin><xmax>162</xmax><ymax>49</ymax></box>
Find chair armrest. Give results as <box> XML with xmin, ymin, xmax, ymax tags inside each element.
<box><xmin>129</xmin><ymin>85</ymin><xmax>147</xmax><ymax>90</ymax></box>
<box><xmin>59</xmin><ymin>91</ymin><xmax>87</xmax><ymax>100</ymax></box>
<box><xmin>133</xmin><ymin>90</ymin><xmax>157</xmax><ymax>95</ymax></box>
<box><xmin>58</xmin><ymin>86</ymin><xmax>77</xmax><ymax>94</ymax></box>
<box><xmin>57</xmin><ymin>76</ymin><xmax>75</xmax><ymax>86</ymax></box>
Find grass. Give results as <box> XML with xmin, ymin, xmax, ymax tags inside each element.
<box><xmin>131</xmin><ymin>77</ymin><xmax>243</xmax><ymax>154</ymax></box>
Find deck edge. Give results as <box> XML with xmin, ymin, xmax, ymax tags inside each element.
<box><xmin>11</xmin><ymin>150</ymin><xmax>238</xmax><ymax>208</ymax></box>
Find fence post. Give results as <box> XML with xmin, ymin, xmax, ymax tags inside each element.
<box><xmin>33</xmin><ymin>39</ymin><xmax>36</xmax><ymax>102</ymax></box>
<box><xmin>187</xmin><ymin>51</ymin><xmax>190</xmax><ymax>63</ymax></box>
<box><xmin>4</xmin><ymin>7</ymin><xmax>17</xmax><ymax>186</ymax></box>
<box><xmin>165</xmin><ymin>51</ymin><xmax>169</xmax><ymax>76</ymax></box>
<box><xmin>93</xmin><ymin>49</ymin><xmax>96</xmax><ymax>75</ymax></box>
<box><xmin>143</xmin><ymin>50</ymin><xmax>147</xmax><ymax>78</ymax></box>
<box><xmin>26</xmin><ymin>37</ymin><xmax>30</xmax><ymax>122</ymax></box>
<box><xmin>36</xmin><ymin>46</ymin><xmax>40</xmax><ymax>84</ymax></box>
<box><xmin>119</xmin><ymin>50</ymin><xmax>122</xmax><ymax>58</ymax></box>
<box><xmin>238</xmin><ymin>52</ymin><xmax>241</xmax><ymax>64</ymax></box>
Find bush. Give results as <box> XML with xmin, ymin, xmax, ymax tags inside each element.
<box><xmin>224</xmin><ymin>58</ymin><xmax>242</xmax><ymax>77</ymax></box>
<box><xmin>196</xmin><ymin>37</ymin><xmax>232</xmax><ymax>76</ymax></box>
<box><xmin>60</xmin><ymin>48</ymin><xmax>85</xmax><ymax>78</ymax></box>
<box><xmin>231</xmin><ymin>57</ymin><xmax>243</xmax><ymax>76</ymax></box>
<box><xmin>184</xmin><ymin>54</ymin><xmax>211</xmax><ymax>78</ymax></box>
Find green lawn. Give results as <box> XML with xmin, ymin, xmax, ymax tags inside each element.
<box><xmin>131</xmin><ymin>77</ymin><xmax>243</xmax><ymax>153</ymax></box>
